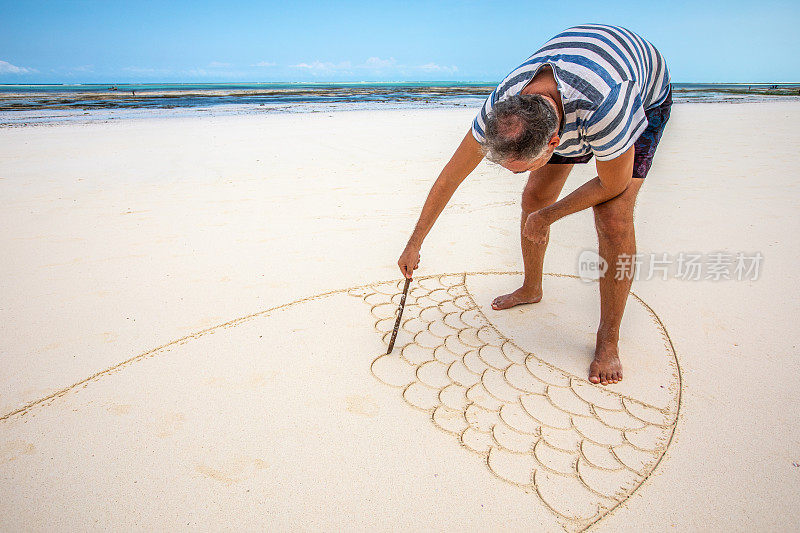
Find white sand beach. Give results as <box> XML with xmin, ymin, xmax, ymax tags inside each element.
<box><xmin>2</xmin><ymin>102</ymin><xmax>799</xmax><ymax>531</ymax></box>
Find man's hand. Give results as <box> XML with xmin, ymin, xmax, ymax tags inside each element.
<box><xmin>397</xmin><ymin>130</ymin><xmax>484</xmax><ymax>280</ymax></box>
<box><xmin>523</xmin><ymin>210</ymin><xmax>549</xmax><ymax>245</ymax></box>
<box><xmin>398</xmin><ymin>244</ymin><xmax>420</xmax><ymax>279</ymax></box>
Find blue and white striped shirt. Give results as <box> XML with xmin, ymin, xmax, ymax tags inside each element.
<box><xmin>472</xmin><ymin>24</ymin><xmax>671</xmax><ymax>161</ymax></box>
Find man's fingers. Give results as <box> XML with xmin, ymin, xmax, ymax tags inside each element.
<box><xmin>398</xmin><ymin>248</ymin><xmax>420</xmax><ymax>278</ymax></box>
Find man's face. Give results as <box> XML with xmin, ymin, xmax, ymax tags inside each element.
<box><xmin>501</xmin><ymin>150</ymin><xmax>553</xmax><ymax>175</ymax></box>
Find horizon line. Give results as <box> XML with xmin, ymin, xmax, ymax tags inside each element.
<box><xmin>1</xmin><ymin>80</ymin><xmax>799</xmax><ymax>86</ymax></box>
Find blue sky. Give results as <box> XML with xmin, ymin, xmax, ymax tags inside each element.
<box><xmin>1</xmin><ymin>0</ymin><xmax>798</xmax><ymax>84</ymax></box>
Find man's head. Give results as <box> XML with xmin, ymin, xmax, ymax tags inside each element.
<box><xmin>482</xmin><ymin>93</ymin><xmax>560</xmax><ymax>173</ymax></box>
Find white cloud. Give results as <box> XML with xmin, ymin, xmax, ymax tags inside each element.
<box><xmin>122</xmin><ymin>65</ymin><xmax>255</xmax><ymax>78</ymax></box>
<box><xmin>364</xmin><ymin>56</ymin><xmax>397</xmax><ymax>69</ymax></box>
<box><xmin>122</xmin><ymin>66</ymin><xmax>172</xmax><ymax>75</ymax></box>
<box><xmin>71</xmin><ymin>65</ymin><xmax>94</xmax><ymax>73</ymax></box>
<box><xmin>290</xmin><ymin>60</ymin><xmax>353</xmax><ymax>74</ymax></box>
<box><xmin>120</xmin><ymin>57</ymin><xmax>459</xmax><ymax>79</ymax></box>
<box><xmin>0</xmin><ymin>60</ymin><xmax>37</xmax><ymax>74</ymax></box>
<box><xmin>418</xmin><ymin>62</ymin><xmax>458</xmax><ymax>74</ymax></box>
<box><xmin>290</xmin><ymin>57</ymin><xmax>458</xmax><ymax>77</ymax></box>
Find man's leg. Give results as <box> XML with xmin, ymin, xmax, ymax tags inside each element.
<box><xmin>492</xmin><ymin>163</ymin><xmax>573</xmax><ymax>310</ymax></box>
<box><xmin>590</xmin><ymin>177</ymin><xmax>644</xmax><ymax>385</ymax></box>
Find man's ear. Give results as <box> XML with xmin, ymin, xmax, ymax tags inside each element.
<box><xmin>549</xmin><ymin>134</ymin><xmax>560</xmax><ymax>149</ymax></box>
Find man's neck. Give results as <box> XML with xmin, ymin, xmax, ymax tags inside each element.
<box><xmin>521</xmin><ymin>65</ymin><xmax>564</xmax><ymax>130</ymax></box>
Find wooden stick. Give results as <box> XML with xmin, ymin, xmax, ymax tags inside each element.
<box><xmin>386</xmin><ymin>277</ymin><xmax>412</xmax><ymax>354</ymax></box>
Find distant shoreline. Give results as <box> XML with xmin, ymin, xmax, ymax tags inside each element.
<box><xmin>1</xmin><ymin>82</ymin><xmax>798</xmax><ymax>127</ymax></box>
<box><xmin>1</xmin><ymin>81</ymin><xmax>798</xmax><ymax>87</ymax></box>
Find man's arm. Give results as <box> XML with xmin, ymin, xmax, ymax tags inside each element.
<box><xmin>523</xmin><ymin>145</ymin><xmax>635</xmax><ymax>243</ymax></box>
<box><xmin>398</xmin><ymin>130</ymin><xmax>485</xmax><ymax>278</ymax></box>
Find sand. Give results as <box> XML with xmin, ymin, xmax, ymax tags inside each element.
<box><xmin>1</xmin><ymin>102</ymin><xmax>799</xmax><ymax>530</ymax></box>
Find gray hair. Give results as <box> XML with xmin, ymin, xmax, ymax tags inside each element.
<box><xmin>482</xmin><ymin>94</ymin><xmax>559</xmax><ymax>164</ymax></box>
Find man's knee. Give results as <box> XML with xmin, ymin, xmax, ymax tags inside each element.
<box><xmin>520</xmin><ymin>163</ymin><xmax>572</xmax><ymax>214</ymax></box>
<box><xmin>594</xmin><ymin>206</ymin><xmax>634</xmax><ymax>246</ymax></box>
<box><xmin>521</xmin><ymin>185</ymin><xmax>558</xmax><ymax>213</ymax></box>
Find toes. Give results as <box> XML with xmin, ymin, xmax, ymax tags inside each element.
<box><xmin>590</xmin><ymin>362</ymin><xmax>623</xmax><ymax>386</ymax></box>
<box><xmin>589</xmin><ymin>363</ymin><xmax>600</xmax><ymax>384</ymax></box>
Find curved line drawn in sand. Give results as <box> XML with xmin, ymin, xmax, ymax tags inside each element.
<box><xmin>0</xmin><ymin>271</ymin><xmax>681</xmax><ymax>532</ymax></box>
<box><xmin>0</xmin><ymin>286</ymin><xmax>351</xmax><ymax>423</ymax></box>
<box><xmin>348</xmin><ymin>271</ymin><xmax>682</xmax><ymax>532</ymax></box>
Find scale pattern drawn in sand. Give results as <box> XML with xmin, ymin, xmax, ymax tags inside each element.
<box><xmin>348</xmin><ymin>272</ymin><xmax>680</xmax><ymax>532</ymax></box>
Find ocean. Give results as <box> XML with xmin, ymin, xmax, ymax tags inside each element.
<box><xmin>1</xmin><ymin>82</ymin><xmax>798</xmax><ymax>126</ymax></box>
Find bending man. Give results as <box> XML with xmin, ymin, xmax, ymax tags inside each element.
<box><xmin>397</xmin><ymin>23</ymin><xmax>672</xmax><ymax>386</ymax></box>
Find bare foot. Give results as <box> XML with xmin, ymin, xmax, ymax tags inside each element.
<box><xmin>589</xmin><ymin>341</ymin><xmax>623</xmax><ymax>386</ymax></box>
<box><xmin>491</xmin><ymin>287</ymin><xmax>542</xmax><ymax>310</ymax></box>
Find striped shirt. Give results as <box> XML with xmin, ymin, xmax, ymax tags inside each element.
<box><xmin>471</xmin><ymin>24</ymin><xmax>671</xmax><ymax>161</ymax></box>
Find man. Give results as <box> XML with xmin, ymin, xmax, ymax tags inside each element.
<box><xmin>397</xmin><ymin>23</ymin><xmax>672</xmax><ymax>386</ymax></box>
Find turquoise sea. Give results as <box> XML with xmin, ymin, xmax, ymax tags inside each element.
<box><xmin>1</xmin><ymin>82</ymin><xmax>798</xmax><ymax>126</ymax></box>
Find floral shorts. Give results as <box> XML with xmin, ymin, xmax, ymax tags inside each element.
<box><xmin>548</xmin><ymin>86</ymin><xmax>673</xmax><ymax>179</ymax></box>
